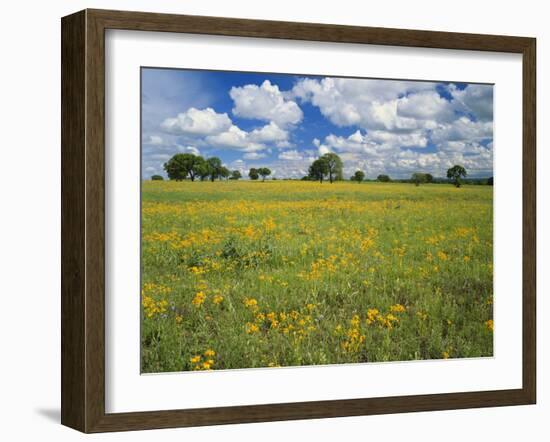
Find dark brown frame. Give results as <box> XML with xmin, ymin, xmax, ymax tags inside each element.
<box><xmin>61</xmin><ymin>8</ymin><xmax>536</xmax><ymax>433</ymax></box>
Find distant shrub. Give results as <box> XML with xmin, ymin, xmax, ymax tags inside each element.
<box><xmin>351</xmin><ymin>170</ymin><xmax>365</xmax><ymax>183</ymax></box>
<box><xmin>411</xmin><ymin>173</ymin><xmax>427</xmax><ymax>186</ymax></box>
<box><xmin>151</xmin><ymin>175</ymin><xmax>164</xmax><ymax>181</ymax></box>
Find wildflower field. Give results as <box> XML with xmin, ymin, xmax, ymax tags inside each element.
<box><xmin>141</xmin><ymin>180</ymin><xmax>493</xmax><ymax>373</ymax></box>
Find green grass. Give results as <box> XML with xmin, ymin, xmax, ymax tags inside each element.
<box><xmin>141</xmin><ymin>180</ymin><xmax>493</xmax><ymax>373</ymax></box>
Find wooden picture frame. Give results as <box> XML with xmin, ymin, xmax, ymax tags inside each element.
<box><xmin>61</xmin><ymin>8</ymin><xmax>536</xmax><ymax>433</ymax></box>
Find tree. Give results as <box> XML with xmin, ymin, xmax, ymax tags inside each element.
<box><xmin>162</xmin><ymin>153</ymin><xmax>206</xmax><ymax>182</ymax></box>
<box><xmin>377</xmin><ymin>174</ymin><xmax>391</xmax><ymax>182</ymax></box>
<box><xmin>446</xmin><ymin>165</ymin><xmax>467</xmax><ymax>188</ymax></box>
<box><xmin>151</xmin><ymin>175</ymin><xmax>164</xmax><ymax>181</ymax></box>
<box><xmin>188</xmin><ymin>155</ymin><xmax>207</xmax><ymax>182</ymax></box>
<box><xmin>258</xmin><ymin>167</ymin><xmax>272</xmax><ymax>181</ymax></box>
<box><xmin>425</xmin><ymin>173</ymin><xmax>434</xmax><ymax>183</ymax></box>
<box><xmin>308</xmin><ymin>158</ymin><xmax>329</xmax><ymax>183</ymax></box>
<box><xmin>206</xmin><ymin>157</ymin><xmax>223</xmax><ymax>182</ymax></box>
<box><xmin>248</xmin><ymin>168</ymin><xmax>259</xmax><ymax>180</ymax></box>
<box><xmin>351</xmin><ymin>170</ymin><xmax>365</xmax><ymax>183</ymax></box>
<box><xmin>412</xmin><ymin>172</ymin><xmax>427</xmax><ymax>186</ymax></box>
<box><xmin>219</xmin><ymin>166</ymin><xmax>230</xmax><ymax>180</ymax></box>
<box><xmin>163</xmin><ymin>153</ymin><xmax>193</xmax><ymax>181</ymax></box>
<box><xmin>230</xmin><ymin>170</ymin><xmax>242</xmax><ymax>180</ymax></box>
<box><xmin>195</xmin><ymin>161</ymin><xmax>212</xmax><ymax>181</ymax></box>
<box><xmin>487</xmin><ymin>176</ymin><xmax>494</xmax><ymax>186</ymax></box>
<box><xmin>321</xmin><ymin>153</ymin><xmax>343</xmax><ymax>183</ymax></box>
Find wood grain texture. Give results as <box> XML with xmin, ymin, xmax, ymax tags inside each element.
<box><xmin>61</xmin><ymin>8</ymin><xmax>537</xmax><ymax>433</ymax></box>
<box><xmin>522</xmin><ymin>38</ymin><xmax>537</xmax><ymax>404</ymax></box>
<box><xmin>61</xmin><ymin>10</ymin><xmax>86</xmax><ymax>431</ymax></box>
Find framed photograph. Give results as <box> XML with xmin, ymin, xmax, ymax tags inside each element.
<box><xmin>61</xmin><ymin>9</ymin><xmax>536</xmax><ymax>432</ymax></box>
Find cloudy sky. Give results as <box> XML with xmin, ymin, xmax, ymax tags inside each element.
<box><xmin>141</xmin><ymin>68</ymin><xmax>493</xmax><ymax>179</ymax></box>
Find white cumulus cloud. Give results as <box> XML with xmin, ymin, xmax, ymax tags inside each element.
<box><xmin>160</xmin><ymin>107</ymin><xmax>232</xmax><ymax>136</ymax></box>
<box><xmin>292</xmin><ymin>77</ymin><xmax>439</xmax><ymax>131</ymax></box>
<box><xmin>450</xmin><ymin>84</ymin><xmax>493</xmax><ymax>121</ymax></box>
<box><xmin>230</xmin><ymin>80</ymin><xmax>303</xmax><ymax>127</ymax></box>
<box><xmin>278</xmin><ymin>150</ymin><xmax>304</xmax><ymax>161</ymax></box>
<box><xmin>243</xmin><ymin>152</ymin><xmax>267</xmax><ymax>160</ymax></box>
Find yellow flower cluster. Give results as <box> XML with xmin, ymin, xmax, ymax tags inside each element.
<box><xmin>485</xmin><ymin>319</ymin><xmax>494</xmax><ymax>332</ymax></box>
<box><xmin>366</xmin><ymin>306</ymin><xmax>403</xmax><ymax>329</ymax></box>
<box><xmin>190</xmin><ymin>349</ymin><xmax>216</xmax><ymax>370</ymax></box>
<box><xmin>299</xmin><ymin>255</ymin><xmax>338</xmax><ymax>280</ymax></box>
<box><xmin>390</xmin><ymin>303</ymin><xmax>406</xmax><ymax>313</ymax></box>
<box><xmin>142</xmin><ymin>282</ymin><xmax>172</xmax><ymax>296</ymax></box>
<box><xmin>341</xmin><ymin>315</ymin><xmax>365</xmax><ymax>353</ymax></box>
<box><xmin>366</xmin><ymin>308</ymin><xmax>380</xmax><ymax>325</ymax></box>
<box><xmin>245</xmin><ymin>322</ymin><xmax>259</xmax><ymax>334</ymax></box>
<box><xmin>245</xmin><ymin>303</ymin><xmax>317</xmax><ymax>341</ymax></box>
<box><xmin>142</xmin><ymin>296</ymin><xmax>168</xmax><ymax>318</ymax></box>
<box><xmin>244</xmin><ymin>297</ymin><xmax>259</xmax><ymax>312</ymax></box>
<box><xmin>192</xmin><ymin>291</ymin><xmax>206</xmax><ymax>307</ymax></box>
<box><xmin>360</xmin><ymin>237</ymin><xmax>375</xmax><ymax>252</ymax></box>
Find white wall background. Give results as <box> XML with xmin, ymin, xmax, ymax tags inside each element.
<box><xmin>0</xmin><ymin>0</ymin><xmax>546</xmax><ymax>440</ymax></box>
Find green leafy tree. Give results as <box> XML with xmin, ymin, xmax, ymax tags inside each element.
<box><xmin>219</xmin><ymin>166</ymin><xmax>230</xmax><ymax>180</ymax></box>
<box><xmin>151</xmin><ymin>175</ymin><xmax>164</xmax><ymax>181</ymax></box>
<box><xmin>321</xmin><ymin>153</ymin><xmax>343</xmax><ymax>183</ymax></box>
<box><xmin>258</xmin><ymin>167</ymin><xmax>272</xmax><ymax>181</ymax></box>
<box><xmin>446</xmin><ymin>165</ymin><xmax>467</xmax><ymax>188</ymax></box>
<box><xmin>196</xmin><ymin>161</ymin><xmax>212</xmax><ymax>181</ymax></box>
<box><xmin>188</xmin><ymin>155</ymin><xmax>207</xmax><ymax>182</ymax></box>
<box><xmin>487</xmin><ymin>176</ymin><xmax>494</xmax><ymax>186</ymax></box>
<box><xmin>230</xmin><ymin>170</ymin><xmax>242</xmax><ymax>180</ymax></box>
<box><xmin>163</xmin><ymin>153</ymin><xmax>207</xmax><ymax>182</ymax></box>
<box><xmin>377</xmin><ymin>174</ymin><xmax>391</xmax><ymax>182</ymax></box>
<box><xmin>412</xmin><ymin>172</ymin><xmax>427</xmax><ymax>186</ymax></box>
<box><xmin>308</xmin><ymin>158</ymin><xmax>329</xmax><ymax>183</ymax></box>
<box><xmin>248</xmin><ymin>168</ymin><xmax>259</xmax><ymax>180</ymax></box>
<box><xmin>351</xmin><ymin>170</ymin><xmax>365</xmax><ymax>183</ymax></box>
<box><xmin>425</xmin><ymin>173</ymin><xmax>434</xmax><ymax>183</ymax></box>
<box><xmin>206</xmin><ymin>157</ymin><xmax>223</xmax><ymax>182</ymax></box>
<box><xmin>163</xmin><ymin>153</ymin><xmax>195</xmax><ymax>181</ymax></box>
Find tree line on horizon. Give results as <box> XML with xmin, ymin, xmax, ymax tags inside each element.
<box><xmin>154</xmin><ymin>152</ymin><xmax>491</xmax><ymax>188</ymax></box>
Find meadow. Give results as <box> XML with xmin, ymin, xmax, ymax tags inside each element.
<box><xmin>141</xmin><ymin>180</ymin><xmax>493</xmax><ymax>373</ymax></box>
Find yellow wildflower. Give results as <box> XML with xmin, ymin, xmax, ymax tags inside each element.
<box><xmin>366</xmin><ymin>308</ymin><xmax>380</xmax><ymax>324</ymax></box>
<box><xmin>244</xmin><ymin>297</ymin><xmax>259</xmax><ymax>311</ymax></box>
<box><xmin>192</xmin><ymin>291</ymin><xmax>206</xmax><ymax>307</ymax></box>
<box><xmin>390</xmin><ymin>304</ymin><xmax>406</xmax><ymax>313</ymax></box>
<box><xmin>189</xmin><ymin>266</ymin><xmax>206</xmax><ymax>275</ymax></box>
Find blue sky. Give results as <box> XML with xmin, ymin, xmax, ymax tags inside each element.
<box><xmin>141</xmin><ymin>68</ymin><xmax>493</xmax><ymax>179</ymax></box>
